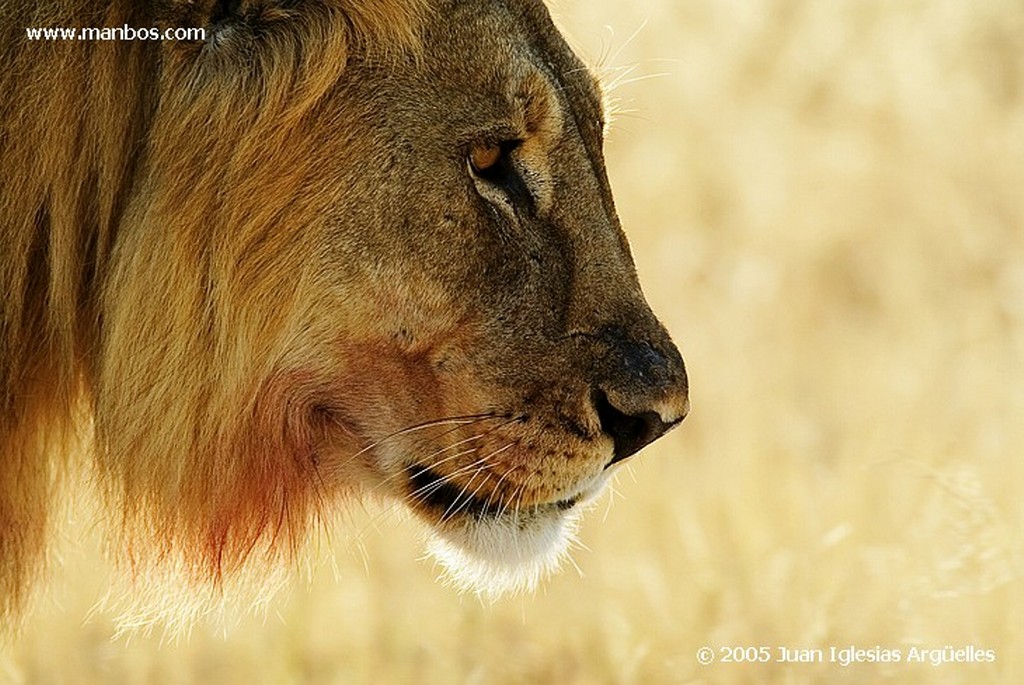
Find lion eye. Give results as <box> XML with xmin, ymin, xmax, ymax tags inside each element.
<box><xmin>467</xmin><ymin>138</ymin><xmax>532</xmax><ymax>212</ymax></box>
<box><xmin>469</xmin><ymin>141</ymin><xmax>502</xmax><ymax>174</ymax></box>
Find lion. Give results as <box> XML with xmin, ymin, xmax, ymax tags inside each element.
<box><xmin>0</xmin><ymin>0</ymin><xmax>688</xmax><ymax>625</ymax></box>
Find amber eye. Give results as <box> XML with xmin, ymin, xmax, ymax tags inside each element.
<box><xmin>469</xmin><ymin>141</ymin><xmax>502</xmax><ymax>174</ymax></box>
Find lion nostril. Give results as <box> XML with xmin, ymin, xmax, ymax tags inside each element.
<box><xmin>593</xmin><ymin>389</ymin><xmax>677</xmax><ymax>466</ymax></box>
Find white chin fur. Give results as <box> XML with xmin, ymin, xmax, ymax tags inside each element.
<box><xmin>425</xmin><ymin>509</ymin><xmax>582</xmax><ymax>600</ymax></box>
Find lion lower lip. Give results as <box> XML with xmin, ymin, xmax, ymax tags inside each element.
<box><xmin>406</xmin><ymin>466</ymin><xmax>578</xmax><ymax>520</ymax></box>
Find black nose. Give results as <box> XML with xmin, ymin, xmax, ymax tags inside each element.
<box><xmin>587</xmin><ymin>326</ymin><xmax>688</xmax><ymax>466</ymax></box>
<box><xmin>594</xmin><ymin>388</ymin><xmax>681</xmax><ymax>465</ymax></box>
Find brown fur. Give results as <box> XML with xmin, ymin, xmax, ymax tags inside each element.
<box><xmin>1</xmin><ymin>0</ymin><xmax>688</xmax><ymax>625</ymax></box>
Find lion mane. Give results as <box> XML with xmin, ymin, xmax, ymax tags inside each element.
<box><xmin>1</xmin><ymin>0</ymin><xmax>688</xmax><ymax>626</ymax></box>
<box><xmin>1</xmin><ymin>0</ymin><xmax>432</xmax><ymax>623</ymax></box>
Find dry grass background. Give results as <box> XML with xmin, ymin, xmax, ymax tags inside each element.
<box><xmin>4</xmin><ymin>0</ymin><xmax>1024</xmax><ymax>682</ymax></box>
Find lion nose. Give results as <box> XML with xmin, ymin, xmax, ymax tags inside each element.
<box><xmin>591</xmin><ymin>331</ymin><xmax>689</xmax><ymax>466</ymax></box>
<box><xmin>595</xmin><ymin>389</ymin><xmax>685</xmax><ymax>465</ymax></box>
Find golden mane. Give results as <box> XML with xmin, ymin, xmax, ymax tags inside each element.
<box><xmin>0</xmin><ymin>0</ymin><xmax>427</xmax><ymax>623</ymax></box>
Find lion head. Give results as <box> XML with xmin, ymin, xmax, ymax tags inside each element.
<box><xmin>0</xmin><ymin>0</ymin><xmax>687</xmax><ymax>620</ymax></box>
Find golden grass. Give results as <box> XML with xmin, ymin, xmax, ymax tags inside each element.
<box><xmin>3</xmin><ymin>0</ymin><xmax>1023</xmax><ymax>682</ymax></box>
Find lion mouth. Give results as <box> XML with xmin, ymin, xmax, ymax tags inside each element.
<box><xmin>406</xmin><ymin>465</ymin><xmax>580</xmax><ymax>522</ymax></box>
<box><xmin>411</xmin><ymin>472</ymin><xmax>591</xmax><ymax>599</ymax></box>
<box><xmin>402</xmin><ymin>460</ymin><xmax>609</xmax><ymax>598</ymax></box>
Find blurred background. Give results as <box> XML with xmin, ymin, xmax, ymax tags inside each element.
<box><xmin>4</xmin><ymin>0</ymin><xmax>1024</xmax><ymax>682</ymax></box>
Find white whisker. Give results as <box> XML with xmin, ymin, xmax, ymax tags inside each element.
<box><xmin>340</xmin><ymin>413</ymin><xmax>502</xmax><ymax>464</ymax></box>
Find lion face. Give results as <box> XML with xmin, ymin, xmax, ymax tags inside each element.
<box><xmin>285</xmin><ymin>1</ymin><xmax>689</xmax><ymax>592</ymax></box>
<box><xmin>0</xmin><ymin>0</ymin><xmax>687</xmax><ymax>612</ymax></box>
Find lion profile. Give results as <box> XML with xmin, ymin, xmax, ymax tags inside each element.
<box><xmin>0</xmin><ymin>0</ymin><xmax>688</xmax><ymax>626</ymax></box>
